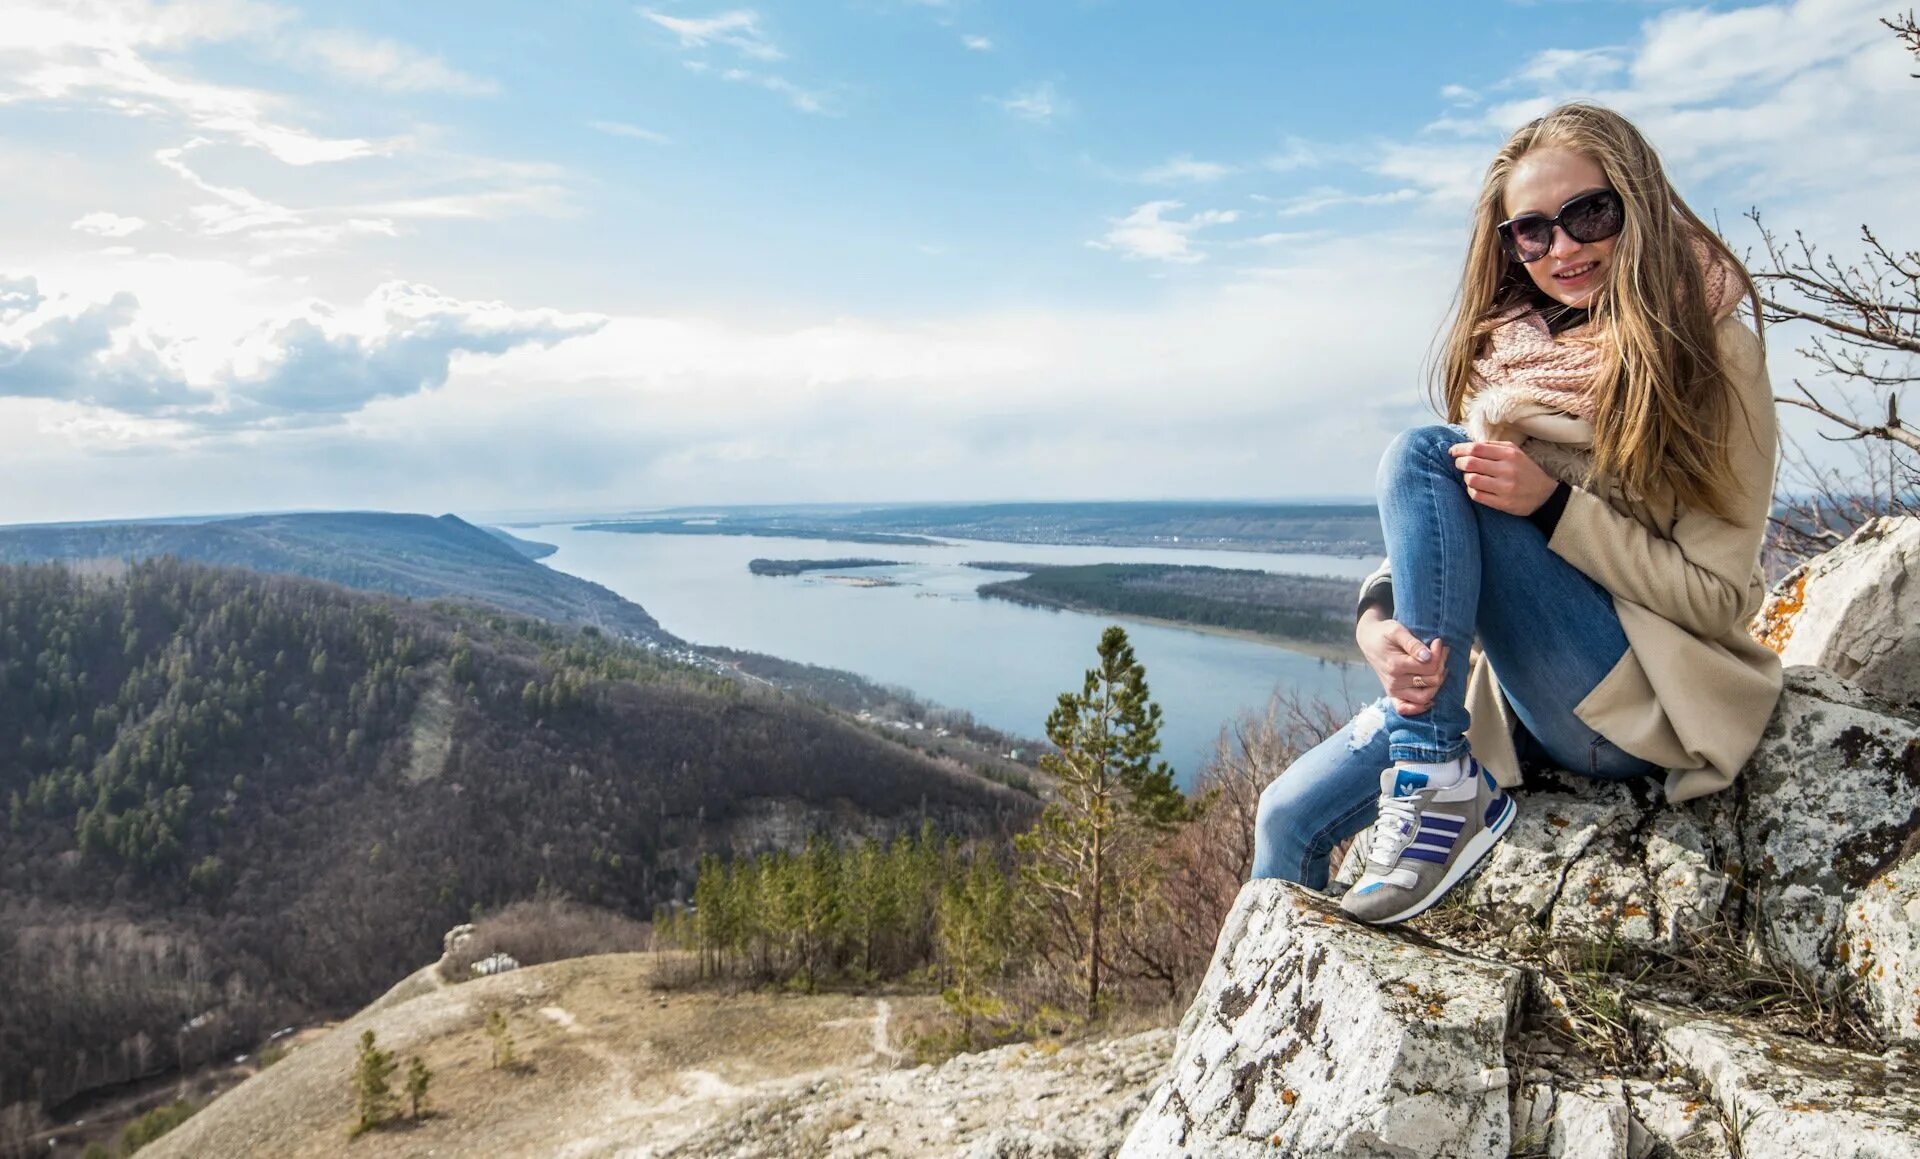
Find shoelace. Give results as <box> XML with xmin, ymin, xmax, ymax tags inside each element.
<box><xmin>1365</xmin><ymin>791</ymin><xmax>1422</xmax><ymax>873</ymax></box>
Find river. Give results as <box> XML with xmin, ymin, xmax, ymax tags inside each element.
<box><xmin>527</xmin><ymin>524</ymin><xmax>1382</xmax><ymax>787</ymax></box>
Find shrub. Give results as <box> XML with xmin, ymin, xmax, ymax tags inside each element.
<box><xmin>120</xmin><ymin>1098</ymin><xmax>197</xmax><ymax>1153</ymax></box>
<box><xmin>438</xmin><ymin>894</ymin><xmax>651</xmax><ymax>982</ymax></box>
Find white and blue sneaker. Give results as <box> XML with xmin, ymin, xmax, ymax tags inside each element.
<box><xmin>1339</xmin><ymin>757</ymin><xmax>1516</xmax><ymax>925</ymax></box>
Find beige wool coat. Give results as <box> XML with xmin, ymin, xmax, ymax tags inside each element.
<box><xmin>1355</xmin><ymin>314</ymin><xmax>1784</xmax><ymax>803</ymax></box>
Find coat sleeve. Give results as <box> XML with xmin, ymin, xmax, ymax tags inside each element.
<box><xmin>1355</xmin><ymin>557</ymin><xmax>1393</xmax><ymax>623</ymax></box>
<box><xmin>1544</xmin><ymin>318</ymin><xmax>1776</xmax><ymax>639</ymax></box>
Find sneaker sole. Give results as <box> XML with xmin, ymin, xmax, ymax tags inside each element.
<box><xmin>1357</xmin><ymin>794</ymin><xmax>1516</xmax><ymax>926</ymax></box>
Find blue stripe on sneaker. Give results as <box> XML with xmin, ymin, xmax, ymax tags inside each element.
<box><xmin>1485</xmin><ymin>794</ymin><xmax>1510</xmax><ymax>828</ymax></box>
<box><xmin>1414</xmin><ymin>830</ymin><xmax>1458</xmax><ymax>847</ymax></box>
<box><xmin>1402</xmin><ymin>847</ymin><xmax>1450</xmax><ymax>864</ymax></box>
<box><xmin>1419</xmin><ymin>815</ymin><xmax>1465</xmax><ymax>833</ymax></box>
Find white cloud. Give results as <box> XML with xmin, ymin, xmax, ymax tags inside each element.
<box><xmin>0</xmin><ymin>273</ymin><xmax>606</xmax><ymax>429</ymax></box>
<box><xmin>1087</xmin><ymin>200</ymin><xmax>1240</xmax><ymax>264</ymax></box>
<box><xmin>961</xmin><ymin>35</ymin><xmax>993</xmax><ymax>52</ymax></box>
<box><xmin>994</xmin><ymin>82</ymin><xmax>1062</xmax><ymax>124</ymax></box>
<box><xmin>1395</xmin><ymin>0</ymin><xmax>1914</xmax><ymax>217</ymax></box>
<box><xmin>155</xmin><ymin>139</ymin><xmax>301</xmax><ymax>234</ymax></box>
<box><xmin>1511</xmin><ymin>46</ymin><xmax>1628</xmax><ymax>91</ymax></box>
<box><xmin>641</xmin><ymin>8</ymin><xmax>784</xmax><ymax>61</ymax></box>
<box><xmin>591</xmin><ymin>120</ymin><xmax>674</xmax><ymax>144</ymax></box>
<box><xmin>220</xmin><ymin>282</ymin><xmax>606</xmax><ymax>422</ymax></box>
<box><xmin>0</xmin><ymin>276</ymin><xmax>202</xmax><ymax>413</ymax></box>
<box><xmin>1269</xmin><ymin>185</ymin><xmax>1420</xmax><ymax>217</ymax></box>
<box><xmin>641</xmin><ymin>7</ymin><xmax>834</xmax><ymax>112</ymax></box>
<box><xmin>718</xmin><ymin>67</ymin><xmax>831</xmax><ymax>114</ymax></box>
<box><xmin>0</xmin><ymin>1</ymin><xmax>397</xmax><ymax>166</ymax></box>
<box><xmin>72</xmin><ymin>212</ymin><xmax>148</xmax><ymax>237</ymax></box>
<box><xmin>1260</xmin><ymin>138</ymin><xmax>1322</xmax><ymax>172</ymax></box>
<box><xmin>1439</xmin><ymin>83</ymin><xmax>1479</xmax><ymax>106</ymax></box>
<box><xmin>296</xmin><ymin>30</ymin><xmax>497</xmax><ymax>96</ymax></box>
<box><xmin>1140</xmin><ymin>155</ymin><xmax>1237</xmax><ymax>184</ymax></box>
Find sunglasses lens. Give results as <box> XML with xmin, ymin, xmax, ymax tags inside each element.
<box><xmin>1563</xmin><ymin>191</ymin><xmax>1623</xmax><ymax>243</ymax></box>
<box><xmin>1504</xmin><ymin>220</ymin><xmax>1552</xmax><ymax>263</ymax></box>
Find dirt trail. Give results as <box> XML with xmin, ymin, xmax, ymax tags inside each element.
<box><xmin>140</xmin><ymin>955</ymin><xmax>946</xmax><ymax>1159</ymax></box>
<box><xmin>871</xmin><ymin>998</ymin><xmax>903</xmax><ymax>1064</ymax></box>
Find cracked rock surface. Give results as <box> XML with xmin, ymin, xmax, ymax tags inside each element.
<box><xmin>1120</xmin><ymin>882</ymin><xmax>1523</xmax><ymax>1158</ymax></box>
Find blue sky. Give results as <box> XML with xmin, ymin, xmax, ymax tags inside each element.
<box><xmin>0</xmin><ymin>0</ymin><xmax>1914</xmax><ymax>522</ymax></box>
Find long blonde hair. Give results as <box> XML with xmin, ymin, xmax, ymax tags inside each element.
<box><xmin>1430</xmin><ymin>101</ymin><xmax>1765</xmax><ymax>521</ymax></box>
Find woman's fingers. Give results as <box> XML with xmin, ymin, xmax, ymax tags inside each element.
<box><xmin>1384</xmin><ymin>621</ymin><xmax>1430</xmax><ymax>661</ymax></box>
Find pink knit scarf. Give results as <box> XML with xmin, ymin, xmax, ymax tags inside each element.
<box><xmin>1465</xmin><ymin>223</ymin><xmax>1747</xmax><ymax>436</ymax></box>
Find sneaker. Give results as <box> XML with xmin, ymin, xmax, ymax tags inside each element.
<box><xmin>1338</xmin><ymin>756</ymin><xmax>1516</xmax><ymax>925</ymax></box>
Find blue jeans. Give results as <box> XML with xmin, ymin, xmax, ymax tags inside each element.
<box><xmin>1251</xmin><ymin>423</ymin><xmax>1661</xmax><ymax>889</ymax></box>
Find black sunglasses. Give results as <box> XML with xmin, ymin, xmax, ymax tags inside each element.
<box><xmin>1496</xmin><ymin>188</ymin><xmax>1623</xmax><ymax>264</ymax></box>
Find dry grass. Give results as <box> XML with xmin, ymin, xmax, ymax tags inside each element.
<box><xmin>139</xmin><ymin>953</ymin><xmax>945</xmax><ymax>1159</ymax></box>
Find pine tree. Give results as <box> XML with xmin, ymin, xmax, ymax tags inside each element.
<box><xmin>936</xmin><ymin>851</ymin><xmax>1015</xmax><ymax>1046</ymax></box>
<box><xmin>351</xmin><ymin>1029</ymin><xmax>398</xmax><ymax>1136</ymax></box>
<box><xmin>405</xmin><ymin>1055</ymin><xmax>432</xmax><ymax>1118</ymax></box>
<box><xmin>793</xmin><ymin>835</ymin><xmax>842</xmax><ymax>992</ymax></box>
<box><xmin>485</xmin><ymin>1009</ymin><xmax>516</xmax><ymax>1070</ymax></box>
<box><xmin>1014</xmin><ymin>625</ymin><xmax>1187</xmax><ymax>1022</ymax></box>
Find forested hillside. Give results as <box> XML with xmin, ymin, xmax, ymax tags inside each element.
<box><xmin>0</xmin><ymin>558</ymin><xmax>1027</xmax><ymax>1125</ymax></box>
<box><xmin>0</xmin><ymin>511</ymin><xmax>660</xmax><ymax>642</ymax></box>
<box><xmin>973</xmin><ymin>562</ymin><xmax>1362</xmax><ymax>657</ymax></box>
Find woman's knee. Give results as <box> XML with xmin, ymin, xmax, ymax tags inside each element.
<box><xmin>1254</xmin><ymin>771</ymin><xmax>1320</xmax><ymax>876</ymax></box>
<box><xmin>1377</xmin><ymin>423</ymin><xmax>1467</xmax><ymax>492</ymax></box>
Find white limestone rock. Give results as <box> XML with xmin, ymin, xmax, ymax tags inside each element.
<box><xmin>1843</xmin><ymin>853</ymin><xmax>1920</xmax><ymax>1043</ymax></box>
<box><xmin>1462</xmin><ymin>776</ymin><xmax>1725</xmax><ymax>956</ymax></box>
<box><xmin>1622</xmin><ymin>1078</ymin><xmax>1729</xmax><ymax>1157</ymax></box>
<box><xmin>1511</xmin><ymin>1078</ymin><xmax>1632</xmax><ymax>1159</ymax></box>
<box><xmin>1753</xmin><ymin>515</ymin><xmax>1920</xmax><ymax>715</ymax></box>
<box><xmin>1465</xmin><ymin>780</ymin><xmax>1636</xmax><ymax>928</ymax></box>
<box><xmin>1120</xmin><ymin>881</ymin><xmax>1521</xmax><ymax>1159</ymax></box>
<box><xmin>1641</xmin><ymin>809</ymin><xmax>1732</xmax><ymax>949</ymax></box>
<box><xmin>1734</xmin><ymin>667</ymin><xmax>1920</xmax><ymax>992</ymax></box>
<box><xmin>1634</xmin><ymin>1003</ymin><xmax>1920</xmax><ymax>1159</ymax></box>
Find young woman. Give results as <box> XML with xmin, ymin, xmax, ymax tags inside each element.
<box><xmin>1251</xmin><ymin>101</ymin><xmax>1785</xmax><ymax>925</ymax></box>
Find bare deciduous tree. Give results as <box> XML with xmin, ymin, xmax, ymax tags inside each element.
<box><xmin>1735</xmin><ymin>11</ymin><xmax>1920</xmax><ymax>568</ymax></box>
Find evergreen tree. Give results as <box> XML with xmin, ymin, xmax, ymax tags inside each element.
<box><xmin>485</xmin><ymin>1009</ymin><xmax>516</xmax><ymax>1070</ymax></box>
<box><xmin>792</xmin><ymin>836</ymin><xmax>842</xmax><ymax>992</ymax></box>
<box><xmin>1014</xmin><ymin>625</ymin><xmax>1187</xmax><ymax>1021</ymax></box>
<box><xmin>405</xmin><ymin>1055</ymin><xmax>432</xmax><ymax>1119</ymax></box>
<box><xmin>351</xmin><ymin>1029</ymin><xmax>398</xmax><ymax>1136</ymax></box>
<box><xmin>936</xmin><ymin>852</ymin><xmax>1014</xmax><ymax>1046</ymax></box>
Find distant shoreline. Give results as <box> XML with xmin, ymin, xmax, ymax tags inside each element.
<box><xmin>984</xmin><ymin>596</ymin><xmax>1364</xmax><ymax>664</ymax></box>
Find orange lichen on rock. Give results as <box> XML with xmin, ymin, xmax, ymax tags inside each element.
<box><xmin>1751</xmin><ymin>570</ymin><xmax>1807</xmax><ymax>654</ymax></box>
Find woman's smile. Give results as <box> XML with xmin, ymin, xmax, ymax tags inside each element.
<box><xmin>1553</xmin><ymin>260</ymin><xmax>1598</xmax><ymax>285</ymax></box>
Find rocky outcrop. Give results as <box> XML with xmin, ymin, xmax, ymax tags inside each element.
<box><xmin>1441</xmin><ymin>665</ymin><xmax>1920</xmax><ymax>1040</ymax></box>
<box><xmin>1754</xmin><ymin>515</ymin><xmax>1920</xmax><ymax>712</ymax></box>
<box><xmin>1634</xmin><ymin>1003</ymin><xmax>1920</xmax><ymax>1159</ymax></box>
<box><xmin>669</xmin><ymin>1029</ymin><xmax>1174</xmax><ymax>1158</ymax></box>
<box><xmin>1131</xmin><ymin>518</ymin><xmax>1920</xmax><ymax>1157</ymax></box>
<box><xmin>1124</xmin><ymin>882</ymin><xmax>1920</xmax><ymax>1159</ymax></box>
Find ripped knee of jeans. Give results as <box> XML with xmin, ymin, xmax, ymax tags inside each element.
<box><xmin>1347</xmin><ymin>697</ymin><xmax>1390</xmax><ymax>750</ymax></box>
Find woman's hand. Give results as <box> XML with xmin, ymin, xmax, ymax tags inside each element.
<box><xmin>1449</xmin><ymin>439</ymin><xmax>1558</xmax><ymax>516</ymax></box>
<box><xmin>1357</xmin><ymin>609</ymin><xmax>1449</xmax><ymax>717</ymax></box>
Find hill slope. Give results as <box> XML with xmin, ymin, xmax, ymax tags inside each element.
<box><xmin>0</xmin><ymin>558</ymin><xmax>1028</xmax><ymax>1125</ymax></box>
<box><xmin>0</xmin><ymin>511</ymin><xmax>663</xmax><ymax>643</ymax></box>
<box><xmin>138</xmin><ymin>953</ymin><xmax>1169</xmax><ymax>1159</ymax></box>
